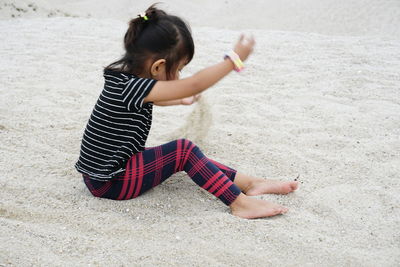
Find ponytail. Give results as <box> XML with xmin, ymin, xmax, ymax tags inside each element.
<box><xmin>106</xmin><ymin>4</ymin><xmax>194</xmax><ymax>79</ymax></box>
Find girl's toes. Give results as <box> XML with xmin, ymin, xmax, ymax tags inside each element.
<box><xmin>291</xmin><ymin>181</ymin><xmax>299</xmax><ymax>191</ymax></box>
<box><xmin>272</xmin><ymin>208</ymin><xmax>281</xmax><ymax>215</ymax></box>
<box><xmin>274</xmin><ymin>206</ymin><xmax>287</xmax><ymax>215</ymax></box>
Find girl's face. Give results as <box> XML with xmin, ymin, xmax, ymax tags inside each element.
<box><xmin>160</xmin><ymin>59</ymin><xmax>188</xmax><ymax>81</ymax></box>
<box><xmin>149</xmin><ymin>58</ymin><xmax>188</xmax><ymax>81</ymax></box>
<box><xmin>172</xmin><ymin>60</ymin><xmax>187</xmax><ymax>80</ymax></box>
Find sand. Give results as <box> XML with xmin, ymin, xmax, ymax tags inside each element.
<box><xmin>1</xmin><ymin>0</ymin><xmax>400</xmax><ymax>266</ymax></box>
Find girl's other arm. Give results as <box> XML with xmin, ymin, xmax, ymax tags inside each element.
<box><xmin>153</xmin><ymin>95</ymin><xmax>201</xmax><ymax>106</ymax></box>
<box><xmin>153</xmin><ymin>99</ymin><xmax>182</xmax><ymax>106</ymax></box>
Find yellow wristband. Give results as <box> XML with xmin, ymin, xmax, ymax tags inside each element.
<box><xmin>224</xmin><ymin>51</ymin><xmax>244</xmax><ymax>72</ymax></box>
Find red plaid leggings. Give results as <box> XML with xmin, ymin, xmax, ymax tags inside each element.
<box><xmin>83</xmin><ymin>139</ymin><xmax>242</xmax><ymax>205</ymax></box>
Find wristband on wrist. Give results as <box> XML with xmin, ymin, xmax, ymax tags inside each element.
<box><xmin>224</xmin><ymin>51</ymin><xmax>244</xmax><ymax>72</ymax></box>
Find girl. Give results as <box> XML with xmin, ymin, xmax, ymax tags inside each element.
<box><xmin>75</xmin><ymin>4</ymin><xmax>298</xmax><ymax>219</ymax></box>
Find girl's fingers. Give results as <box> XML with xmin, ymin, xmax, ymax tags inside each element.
<box><xmin>239</xmin><ymin>34</ymin><xmax>244</xmax><ymax>43</ymax></box>
<box><xmin>239</xmin><ymin>34</ymin><xmax>255</xmax><ymax>50</ymax></box>
<box><xmin>244</xmin><ymin>35</ymin><xmax>255</xmax><ymax>46</ymax></box>
<box><xmin>248</xmin><ymin>35</ymin><xmax>255</xmax><ymax>45</ymax></box>
<box><xmin>182</xmin><ymin>94</ymin><xmax>201</xmax><ymax>105</ymax></box>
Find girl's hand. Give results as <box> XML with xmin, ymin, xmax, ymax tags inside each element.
<box><xmin>234</xmin><ymin>34</ymin><xmax>255</xmax><ymax>62</ymax></box>
<box><xmin>181</xmin><ymin>94</ymin><xmax>201</xmax><ymax>105</ymax></box>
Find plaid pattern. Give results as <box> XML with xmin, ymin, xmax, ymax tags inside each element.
<box><xmin>83</xmin><ymin>139</ymin><xmax>241</xmax><ymax>206</ymax></box>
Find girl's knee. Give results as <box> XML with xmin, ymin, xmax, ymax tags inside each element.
<box><xmin>174</xmin><ymin>138</ymin><xmax>201</xmax><ymax>171</ymax></box>
<box><xmin>177</xmin><ymin>138</ymin><xmax>192</xmax><ymax>144</ymax></box>
<box><xmin>177</xmin><ymin>138</ymin><xmax>197</xmax><ymax>151</ymax></box>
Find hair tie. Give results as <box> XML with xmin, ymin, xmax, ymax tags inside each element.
<box><xmin>138</xmin><ymin>12</ymin><xmax>149</xmax><ymax>21</ymax></box>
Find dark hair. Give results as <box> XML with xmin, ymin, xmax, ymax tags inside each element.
<box><xmin>105</xmin><ymin>4</ymin><xmax>194</xmax><ymax>79</ymax></box>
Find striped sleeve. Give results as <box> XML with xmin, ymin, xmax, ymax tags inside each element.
<box><xmin>122</xmin><ymin>77</ymin><xmax>156</xmax><ymax>111</ymax></box>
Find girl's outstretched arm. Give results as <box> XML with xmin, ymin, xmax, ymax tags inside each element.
<box><xmin>144</xmin><ymin>35</ymin><xmax>255</xmax><ymax>103</ymax></box>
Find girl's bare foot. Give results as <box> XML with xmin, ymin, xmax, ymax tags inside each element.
<box><xmin>230</xmin><ymin>193</ymin><xmax>288</xmax><ymax>219</ymax></box>
<box><xmin>245</xmin><ymin>178</ymin><xmax>299</xmax><ymax>196</ymax></box>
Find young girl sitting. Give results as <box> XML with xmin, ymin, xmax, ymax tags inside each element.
<box><xmin>75</xmin><ymin>5</ymin><xmax>298</xmax><ymax>219</ymax></box>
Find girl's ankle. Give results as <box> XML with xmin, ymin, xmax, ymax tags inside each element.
<box><xmin>230</xmin><ymin>193</ymin><xmax>248</xmax><ymax>209</ymax></box>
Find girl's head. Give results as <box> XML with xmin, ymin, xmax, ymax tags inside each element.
<box><xmin>106</xmin><ymin>4</ymin><xmax>194</xmax><ymax>80</ymax></box>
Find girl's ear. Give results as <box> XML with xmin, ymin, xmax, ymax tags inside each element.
<box><xmin>150</xmin><ymin>59</ymin><xmax>166</xmax><ymax>78</ymax></box>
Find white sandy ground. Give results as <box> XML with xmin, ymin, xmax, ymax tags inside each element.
<box><xmin>1</xmin><ymin>1</ymin><xmax>400</xmax><ymax>266</ymax></box>
<box><xmin>1</xmin><ymin>0</ymin><xmax>400</xmax><ymax>37</ymax></box>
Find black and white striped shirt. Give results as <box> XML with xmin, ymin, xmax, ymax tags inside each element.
<box><xmin>75</xmin><ymin>69</ymin><xmax>157</xmax><ymax>181</ymax></box>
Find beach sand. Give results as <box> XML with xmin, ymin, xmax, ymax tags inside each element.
<box><xmin>1</xmin><ymin>1</ymin><xmax>399</xmax><ymax>266</ymax></box>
